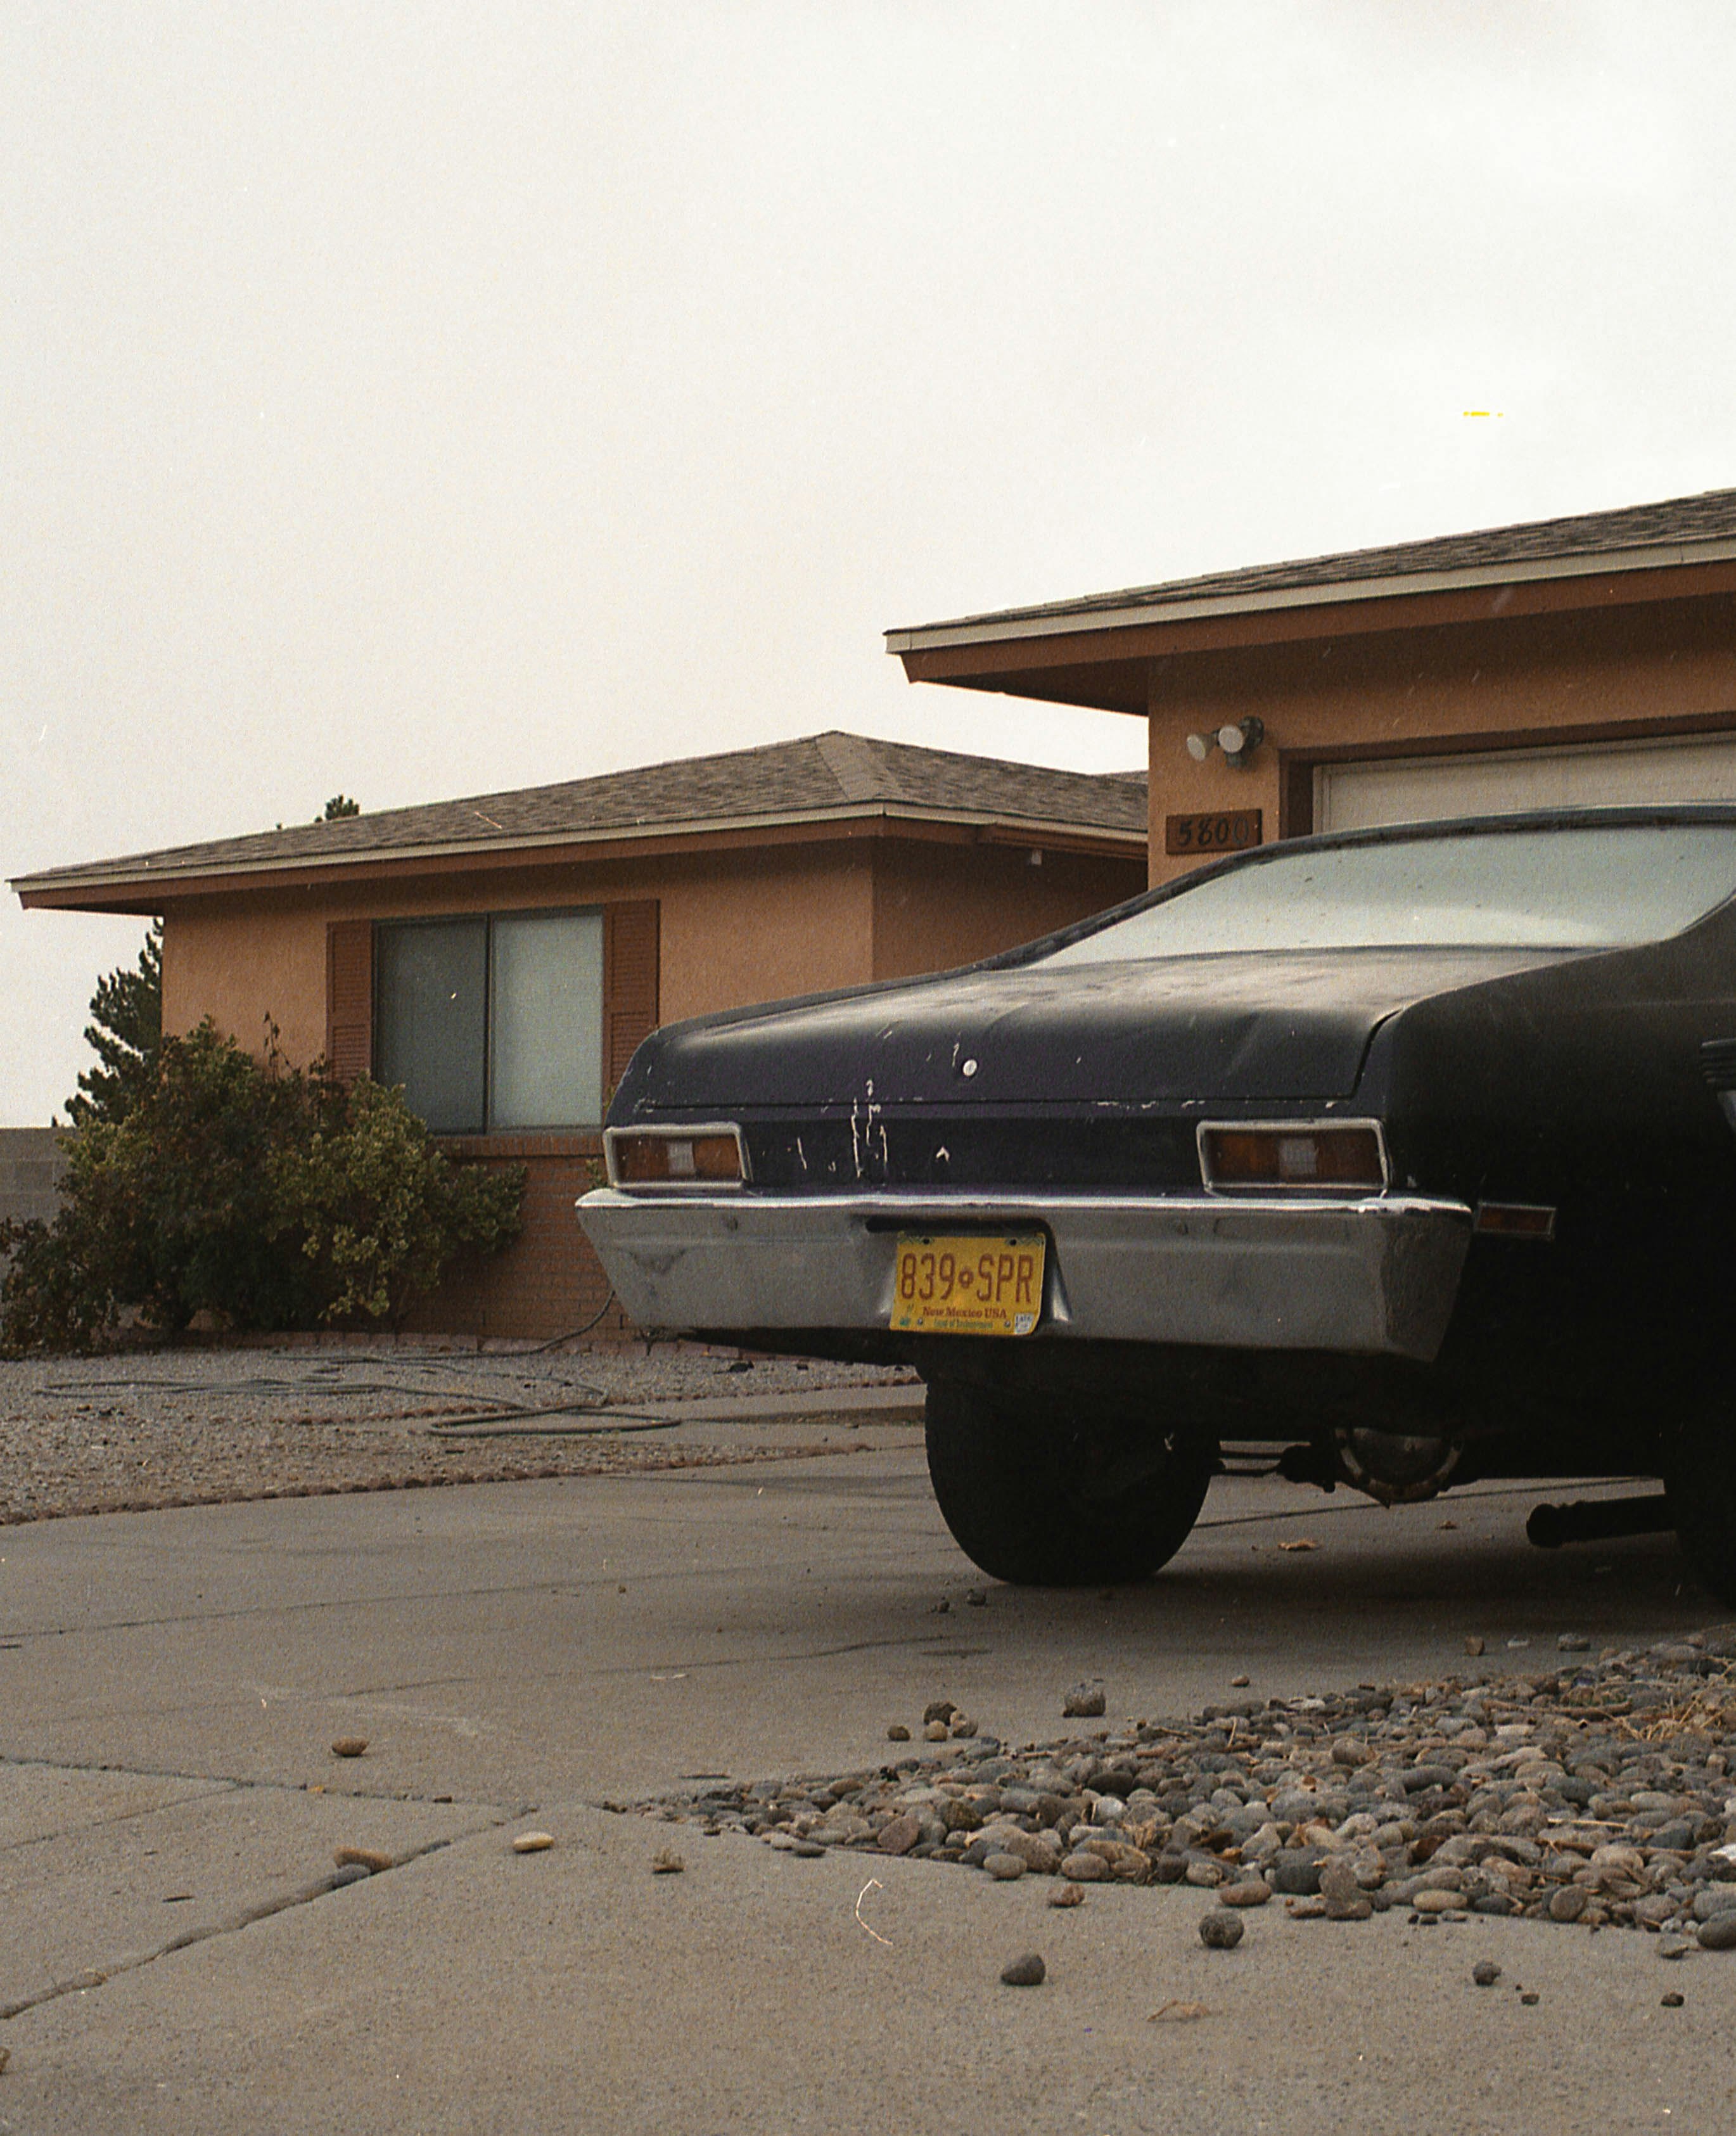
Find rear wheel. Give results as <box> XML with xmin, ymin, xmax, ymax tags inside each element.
<box><xmin>923</xmin><ymin>1375</ymin><xmax>1215</xmax><ymax>1586</ymax></box>
<box><xmin>1666</xmin><ymin>1415</ymin><xmax>1736</xmax><ymax>1608</ymax></box>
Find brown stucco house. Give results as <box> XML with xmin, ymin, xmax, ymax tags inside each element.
<box><xmin>13</xmin><ymin>731</ymin><xmax>1147</xmax><ymax>1339</ymax></box>
<box><xmin>888</xmin><ymin>487</ymin><xmax>1736</xmax><ymax>880</ymax></box>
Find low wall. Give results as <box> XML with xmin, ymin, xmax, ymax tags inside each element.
<box><xmin>0</xmin><ymin>1128</ymin><xmax>66</xmax><ymax>1231</ymax></box>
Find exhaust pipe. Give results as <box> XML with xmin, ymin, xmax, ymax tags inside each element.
<box><xmin>1526</xmin><ymin>1495</ymin><xmax>1674</xmax><ymax>1550</ymax></box>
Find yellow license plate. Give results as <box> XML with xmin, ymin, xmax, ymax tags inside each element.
<box><xmin>890</xmin><ymin>1233</ymin><xmax>1045</xmax><ymax>1337</ymax></box>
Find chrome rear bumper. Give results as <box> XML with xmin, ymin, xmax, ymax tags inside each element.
<box><xmin>577</xmin><ymin>1189</ymin><xmax>1473</xmax><ymax>1362</ymax></box>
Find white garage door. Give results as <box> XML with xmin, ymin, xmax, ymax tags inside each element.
<box><xmin>1315</xmin><ymin>731</ymin><xmax>1736</xmax><ymax>834</ymax></box>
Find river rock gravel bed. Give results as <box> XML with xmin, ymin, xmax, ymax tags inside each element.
<box><xmin>0</xmin><ymin>1346</ymin><xmax>915</xmax><ymax>1524</ymax></box>
<box><xmin>645</xmin><ymin>1629</ymin><xmax>1736</xmax><ymax>1945</ymax></box>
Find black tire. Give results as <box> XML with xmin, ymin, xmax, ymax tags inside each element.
<box><xmin>1666</xmin><ymin>1416</ymin><xmax>1736</xmax><ymax>1608</ymax></box>
<box><xmin>923</xmin><ymin>1375</ymin><xmax>1215</xmax><ymax>1586</ymax></box>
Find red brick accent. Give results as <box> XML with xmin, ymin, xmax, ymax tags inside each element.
<box><xmin>399</xmin><ymin>1141</ymin><xmax>637</xmax><ymax>1342</ymax></box>
<box><xmin>604</xmin><ymin>900</ymin><xmax>659</xmax><ymax>1094</ymax></box>
<box><xmin>326</xmin><ymin>920</ymin><xmax>373</xmax><ymax>1081</ymax></box>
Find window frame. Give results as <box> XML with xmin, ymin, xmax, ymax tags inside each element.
<box><xmin>372</xmin><ymin>904</ymin><xmax>608</xmax><ymax>1136</ymax></box>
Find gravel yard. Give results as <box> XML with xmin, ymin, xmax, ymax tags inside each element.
<box><xmin>0</xmin><ymin>1345</ymin><xmax>918</xmax><ymax>1525</ymax></box>
<box><xmin>651</xmin><ymin>1630</ymin><xmax>1736</xmax><ymax>1951</ymax></box>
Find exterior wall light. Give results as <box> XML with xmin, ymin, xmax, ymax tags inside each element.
<box><xmin>1185</xmin><ymin>716</ymin><xmax>1265</xmax><ymax>768</ymax></box>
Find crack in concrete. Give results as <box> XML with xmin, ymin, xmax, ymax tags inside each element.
<box><xmin>0</xmin><ymin>1576</ymin><xmax>578</xmax><ymax>1644</ymax></box>
<box><xmin>1</xmin><ymin>1775</ymin><xmax>231</xmax><ymax>1855</ymax></box>
<box><xmin>0</xmin><ymin>1551</ymin><xmax>921</xmax><ymax>1647</ymax></box>
<box><xmin>0</xmin><ymin>1749</ymin><xmax>504</xmax><ymax>1814</ymax></box>
<box><xmin>0</xmin><ymin>1823</ymin><xmax>502</xmax><ymax>2022</ymax></box>
<box><xmin>583</xmin><ymin>1632</ymin><xmax>993</xmax><ymax>1679</ymax></box>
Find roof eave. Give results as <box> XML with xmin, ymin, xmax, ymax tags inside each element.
<box><xmin>885</xmin><ymin>536</ymin><xmax>1736</xmax><ymax>655</ymax></box>
<box><xmin>13</xmin><ymin>799</ymin><xmax>1147</xmax><ymax>910</ymax></box>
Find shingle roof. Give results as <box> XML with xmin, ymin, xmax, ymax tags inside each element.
<box><xmin>891</xmin><ymin>485</ymin><xmax>1736</xmax><ymax>644</ymax></box>
<box><xmin>13</xmin><ymin>731</ymin><xmax>1147</xmax><ymax>902</ymax></box>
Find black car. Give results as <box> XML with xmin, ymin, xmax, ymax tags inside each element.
<box><xmin>580</xmin><ymin>807</ymin><xmax>1736</xmax><ymax>1602</ymax></box>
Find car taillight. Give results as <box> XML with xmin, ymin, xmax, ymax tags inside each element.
<box><xmin>606</xmin><ymin>1126</ymin><xmax>746</xmax><ymax>1188</ymax></box>
<box><xmin>1474</xmin><ymin>1201</ymin><xmax>1556</xmax><ymax>1239</ymax></box>
<box><xmin>1200</xmin><ymin>1123</ymin><xmax>1387</xmax><ymax>1191</ymax></box>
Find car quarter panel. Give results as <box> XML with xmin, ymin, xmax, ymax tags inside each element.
<box><xmin>1364</xmin><ymin>906</ymin><xmax>1736</xmax><ymax>1407</ymax></box>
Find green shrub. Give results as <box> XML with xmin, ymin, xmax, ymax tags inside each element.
<box><xmin>0</xmin><ymin>1021</ymin><xmax>523</xmax><ymax>1353</ymax></box>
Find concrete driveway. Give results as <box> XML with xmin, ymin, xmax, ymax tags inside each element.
<box><xmin>1</xmin><ymin>1440</ymin><xmax>1732</xmax><ymax>2133</ymax></box>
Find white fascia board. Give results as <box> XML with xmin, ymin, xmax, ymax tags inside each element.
<box><xmin>884</xmin><ymin>537</ymin><xmax>1736</xmax><ymax>655</ymax></box>
<box><xmin>12</xmin><ymin>802</ymin><xmax>1146</xmax><ymax>900</ymax></box>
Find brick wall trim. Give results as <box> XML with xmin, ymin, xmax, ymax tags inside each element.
<box><xmin>326</xmin><ymin>919</ymin><xmax>374</xmax><ymax>1082</ymax></box>
<box><xmin>603</xmin><ymin>899</ymin><xmax>660</xmax><ymax>1097</ymax></box>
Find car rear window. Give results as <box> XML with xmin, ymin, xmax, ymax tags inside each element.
<box><xmin>1040</xmin><ymin>824</ymin><xmax>1736</xmax><ymax>961</ymax></box>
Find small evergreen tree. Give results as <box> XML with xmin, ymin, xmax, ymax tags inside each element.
<box><xmin>67</xmin><ymin>921</ymin><xmax>163</xmax><ymax>1127</ymax></box>
<box><xmin>321</xmin><ymin>796</ymin><xmax>361</xmax><ymax>820</ymax></box>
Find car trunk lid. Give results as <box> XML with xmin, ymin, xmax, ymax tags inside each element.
<box><xmin>628</xmin><ymin>947</ymin><xmax>1573</xmax><ymax>1111</ymax></box>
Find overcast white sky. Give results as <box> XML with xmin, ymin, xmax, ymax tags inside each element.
<box><xmin>5</xmin><ymin>1</ymin><xmax>1735</xmax><ymax>1120</ymax></box>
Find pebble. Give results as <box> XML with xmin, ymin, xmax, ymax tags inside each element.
<box><xmin>1658</xmin><ymin>1935</ymin><xmax>1691</xmax><ymax>1960</ymax></box>
<box><xmin>634</xmin><ymin>1616</ymin><xmax>1736</xmax><ymax>1947</ymax></box>
<box><xmin>1049</xmin><ymin>1881</ymin><xmax>1085</xmax><ymax>1908</ymax></box>
<box><xmin>1520</xmin><ymin>1990</ymin><xmax>1540</xmax><ymax>2005</ymax></box>
<box><xmin>1060</xmin><ymin>1851</ymin><xmax>1108</xmax><ymax>1882</ymax></box>
<box><xmin>1697</xmin><ymin>1912</ymin><xmax>1736</xmax><ymax>1951</ymax></box>
<box><xmin>1199</xmin><ymin>1910</ymin><xmax>1245</xmax><ymax>1949</ymax></box>
<box><xmin>1230</xmin><ymin>1675</ymin><xmax>1251</xmax><ymax>1689</ymax></box>
<box><xmin>886</xmin><ymin>1724</ymin><xmax>910</xmax><ymax>1743</ymax></box>
<box><xmin>333</xmin><ymin>1845</ymin><xmax>392</xmax><ymax>1873</ymax></box>
<box><xmin>1557</xmin><ymin>1633</ymin><xmax>1590</xmax><ymax>1653</ymax></box>
<box><xmin>330</xmin><ymin>1738</ymin><xmax>367</xmax><ymax>1758</ymax></box>
<box><xmin>791</xmin><ymin>1840</ymin><xmax>825</xmax><ymax>1858</ymax></box>
<box><xmin>922</xmin><ymin>1699</ymin><xmax>956</xmax><ymax>1724</ymax></box>
<box><xmin>1472</xmin><ymin>1961</ymin><xmax>1502</xmax><ymax>1987</ymax></box>
<box><xmin>1000</xmin><ymin>1952</ymin><xmax>1046</xmax><ymax>1986</ymax></box>
<box><xmin>1320</xmin><ymin>1857</ymin><xmax>1373</xmax><ymax>1921</ymax></box>
<box><xmin>1063</xmin><ymin>1684</ymin><xmax>1107</xmax><ymax>1719</ymax></box>
<box><xmin>511</xmin><ymin>1831</ymin><xmax>554</xmax><ymax>1854</ymax></box>
<box><xmin>966</xmin><ymin>1589</ymin><xmax>988</xmax><ymax>1608</ymax></box>
<box><xmin>1220</xmin><ymin>1881</ymin><xmax>1272</xmax><ymax>1908</ymax></box>
<box><xmin>1464</xmin><ymin>1637</ymin><xmax>1486</xmax><ymax>1656</ymax></box>
<box><xmin>999</xmin><ymin>1830</ymin><xmax>1063</xmax><ymax>1874</ymax></box>
<box><xmin>1269</xmin><ymin>1850</ymin><xmax>1324</xmax><ymax>1897</ymax></box>
<box><xmin>985</xmin><ymin>1852</ymin><xmax>1026</xmax><ymax>1881</ymax></box>
<box><xmin>1662</xmin><ymin>1991</ymin><xmax>1685</xmax><ymax>2007</ymax></box>
<box><xmin>651</xmin><ymin>1847</ymin><xmax>684</xmax><ymax>1873</ymax></box>
<box><xmin>923</xmin><ymin>1720</ymin><xmax>950</xmax><ymax>1742</ymax></box>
